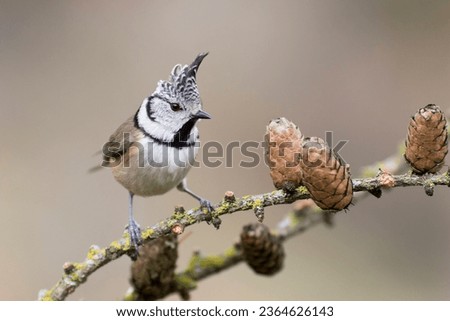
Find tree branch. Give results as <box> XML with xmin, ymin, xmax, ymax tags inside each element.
<box><xmin>39</xmin><ymin>144</ymin><xmax>450</xmax><ymax>300</ymax></box>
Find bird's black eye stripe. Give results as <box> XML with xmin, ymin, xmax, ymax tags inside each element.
<box><xmin>170</xmin><ymin>103</ymin><xmax>182</xmax><ymax>112</ymax></box>
<box><xmin>146</xmin><ymin>97</ymin><xmax>156</xmax><ymax>121</ymax></box>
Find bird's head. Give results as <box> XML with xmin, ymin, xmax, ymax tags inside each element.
<box><xmin>136</xmin><ymin>53</ymin><xmax>211</xmax><ymax>144</ymax></box>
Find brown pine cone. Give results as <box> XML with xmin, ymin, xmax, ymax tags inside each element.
<box><xmin>130</xmin><ymin>235</ymin><xmax>178</xmax><ymax>300</ymax></box>
<box><xmin>300</xmin><ymin>137</ymin><xmax>353</xmax><ymax>211</ymax></box>
<box><xmin>240</xmin><ymin>223</ymin><xmax>284</xmax><ymax>276</ymax></box>
<box><xmin>404</xmin><ymin>104</ymin><xmax>448</xmax><ymax>174</ymax></box>
<box><xmin>265</xmin><ymin>117</ymin><xmax>303</xmax><ymax>192</ymax></box>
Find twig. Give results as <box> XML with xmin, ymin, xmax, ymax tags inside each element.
<box><xmin>39</xmin><ymin>148</ymin><xmax>450</xmax><ymax>300</ymax></box>
<box><xmin>39</xmin><ymin>187</ymin><xmax>312</xmax><ymax>301</ymax></box>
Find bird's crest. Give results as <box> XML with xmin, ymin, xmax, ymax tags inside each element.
<box><xmin>155</xmin><ymin>52</ymin><xmax>208</xmax><ymax>105</ymax></box>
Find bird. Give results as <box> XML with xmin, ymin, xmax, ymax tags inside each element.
<box><xmin>100</xmin><ymin>52</ymin><xmax>212</xmax><ymax>251</ymax></box>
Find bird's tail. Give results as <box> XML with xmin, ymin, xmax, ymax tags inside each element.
<box><xmin>88</xmin><ymin>150</ymin><xmax>104</xmax><ymax>173</ymax></box>
<box><xmin>88</xmin><ymin>164</ymin><xmax>103</xmax><ymax>173</ymax></box>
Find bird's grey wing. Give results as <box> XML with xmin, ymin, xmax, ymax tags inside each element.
<box><xmin>88</xmin><ymin>116</ymin><xmax>137</xmax><ymax>172</ymax></box>
<box><xmin>103</xmin><ymin>116</ymin><xmax>136</xmax><ymax>164</ymax></box>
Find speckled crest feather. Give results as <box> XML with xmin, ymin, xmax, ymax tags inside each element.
<box><xmin>156</xmin><ymin>52</ymin><xmax>208</xmax><ymax>107</ymax></box>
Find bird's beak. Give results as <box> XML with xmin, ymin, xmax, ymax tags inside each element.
<box><xmin>193</xmin><ymin>110</ymin><xmax>212</xmax><ymax>120</ymax></box>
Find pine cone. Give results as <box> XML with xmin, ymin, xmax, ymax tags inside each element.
<box><xmin>130</xmin><ymin>235</ymin><xmax>178</xmax><ymax>300</ymax></box>
<box><xmin>404</xmin><ymin>104</ymin><xmax>448</xmax><ymax>174</ymax></box>
<box><xmin>300</xmin><ymin>137</ymin><xmax>353</xmax><ymax>211</ymax></box>
<box><xmin>240</xmin><ymin>223</ymin><xmax>284</xmax><ymax>276</ymax></box>
<box><xmin>265</xmin><ymin>117</ymin><xmax>303</xmax><ymax>192</ymax></box>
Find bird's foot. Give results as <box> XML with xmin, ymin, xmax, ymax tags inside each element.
<box><xmin>199</xmin><ymin>198</ymin><xmax>222</xmax><ymax>229</ymax></box>
<box><xmin>199</xmin><ymin>198</ymin><xmax>214</xmax><ymax>213</ymax></box>
<box><xmin>127</xmin><ymin>219</ymin><xmax>142</xmax><ymax>260</ymax></box>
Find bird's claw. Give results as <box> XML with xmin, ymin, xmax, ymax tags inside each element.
<box><xmin>127</xmin><ymin>219</ymin><xmax>142</xmax><ymax>259</ymax></box>
<box><xmin>199</xmin><ymin>198</ymin><xmax>221</xmax><ymax>228</ymax></box>
<box><xmin>199</xmin><ymin>198</ymin><xmax>214</xmax><ymax>213</ymax></box>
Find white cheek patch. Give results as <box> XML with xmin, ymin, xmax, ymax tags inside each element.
<box><xmin>137</xmin><ymin>100</ymin><xmax>175</xmax><ymax>142</ymax></box>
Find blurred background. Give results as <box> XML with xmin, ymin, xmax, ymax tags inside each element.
<box><xmin>1</xmin><ymin>0</ymin><xmax>450</xmax><ymax>300</ymax></box>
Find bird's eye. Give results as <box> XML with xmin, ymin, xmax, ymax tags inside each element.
<box><xmin>170</xmin><ymin>103</ymin><xmax>182</xmax><ymax>112</ymax></box>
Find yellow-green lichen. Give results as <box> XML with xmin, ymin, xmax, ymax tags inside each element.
<box><xmin>185</xmin><ymin>253</ymin><xmax>226</xmax><ymax>272</ymax></box>
<box><xmin>175</xmin><ymin>274</ymin><xmax>197</xmax><ymax>290</ymax></box>
<box><xmin>186</xmin><ymin>214</ymin><xmax>197</xmax><ymax>225</ymax></box>
<box><xmin>296</xmin><ymin>186</ymin><xmax>309</xmax><ymax>195</ymax></box>
<box><xmin>39</xmin><ymin>290</ymin><xmax>54</xmax><ymax>301</ymax></box>
<box><xmin>86</xmin><ymin>247</ymin><xmax>105</xmax><ymax>261</ymax></box>
<box><xmin>215</xmin><ymin>202</ymin><xmax>230</xmax><ymax>214</ymax></box>
<box><xmin>141</xmin><ymin>228</ymin><xmax>155</xmax><ymax>240</ymax></box>
<box><xmin>288</xmin><ymin>211</ymin><xmax>301</xmax><ymax>227</ymax></box>
<box><xmin>109</xmin><ymin>240</ymin><xmax>123</xmax><ymax>251</ymax></box>
<box><xmin>67</xmin><ymin>262</ymin><xmax>86</xmax><ymax>282</ymax></box>
<box><xmin>437</xmin><ymin>171</ymin><xmax>450</xmax><ymax>185</ymax></box>
<box><xmin>70</xmin><ymin>272</ymin><xmax>80</xmax><ymax>282</ymax></box>
<box><xmin>169</xmin><ymin>210</ymin><xmax>198</xmax><ymax>225</ymax></box>
<box><xmin>171</xmin><ymin>211</ymin><xmax>185</xmax><ymax>221</ymax></box>
<box><xmin>198</xmin><ymin>255</ymin><xmax>225</xmax><ymax>269</ymax></box>
<box><xmin>223</xmin><ymin>246</ymin><xmax>237</xmax><ymax>258</ymax></box>
<box><xmin>444</xmin><ymin>171</ymin><xmax>450</xmax><ymax>182</ymax></box>
<box><xmin>186</xmin><ymin>255</ymin><xmax>201</xmax><ymax>273</ymax></box>
<box><xmin>72</xmin><ymin>262</ymin><xmax>85</xmax><ymax>271</ymax></box>
<box><xmin>252</xmin><ymin>198</ymin><xmax>263</xmax><ymax>208</ymax></box>
<box><xmin>166</xmin><ymin>219</ymin><xmax>177</xmax><ymax>227</ymax></box>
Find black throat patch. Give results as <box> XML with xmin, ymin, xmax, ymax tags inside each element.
<box><xmin>134</xmin><ymin>110</ymin><xmax>197</xmax><ymax>149</ymax></box>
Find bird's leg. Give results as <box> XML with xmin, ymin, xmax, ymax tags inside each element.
<box><xmin>127</xmin><ymin>191</ymin><xmax>141</xmax><ymax>251</ymax></box>
<box><xmin>177</xmin><ymin>179</ymin><xmax>214</xmax><ymax>212</ymax></box>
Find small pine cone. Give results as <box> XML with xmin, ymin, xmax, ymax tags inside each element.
<box><xmin>240</xmin><ymin>223</ymin><xmax>284</xmax><ymax>276</ymax></box>
<box><xmin>404</xmin><ymin>104</ymin><xmax>448</xmax><ymax>174</ymax></box>
<box><xmin>130</xmin><ymin>235</ymin><xmax>178</xmax><ymax>300</ymax></box>
<box><xmin>265</xmin><ymin>117</ymin><xmax>304</xmax><ymax>192</ymax></box>
<box><xmin>300</xmin><ymin>137</ymin><xmax>353</xmax><ymax>211</ymax></box>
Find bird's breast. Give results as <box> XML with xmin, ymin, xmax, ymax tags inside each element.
<box><xmin>112</xmin><ymin>137</ymin><xmax>199</xmax><ymax>196</ymax></box>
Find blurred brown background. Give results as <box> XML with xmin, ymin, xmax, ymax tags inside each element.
<box><xmin>1</xmin><ymin>0</ymin><xmax>450</xmax><ymax>300</ymax></box>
